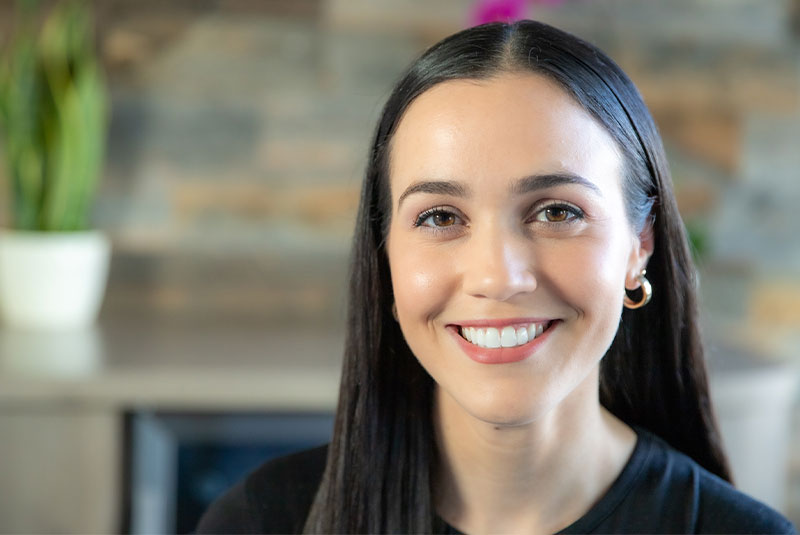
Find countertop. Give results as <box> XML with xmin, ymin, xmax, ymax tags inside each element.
<box><xmin>0</xmin><ymin>312</ymin><xmax>345</xmax><ymax>411</ymax></box>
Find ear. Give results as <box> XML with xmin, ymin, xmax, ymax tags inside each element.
<box><xmin>625</xmin><ymin>217</ymin><xmax>655</xmax><ymax>290</ymax></box>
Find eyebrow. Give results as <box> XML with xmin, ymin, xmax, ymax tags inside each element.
<box><xmin>397</xmin><ymin>172</ymin><xmax>603</xmax><ymax>210</ymax></box>
<box><xmin>512</xmin><ymin>172</ymin><xmax>603</xmax><ymax>197</ymax></box>
<box><xmin>397</xmin><ymin>180</ymin><xmax>470</xmax><ymax>209</ymax></box>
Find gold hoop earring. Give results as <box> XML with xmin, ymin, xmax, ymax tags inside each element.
<box><xmin>623</xmin><ymin>270</ymin><xmax>652</xmax><ymax>309</ymax></box>
<box><xmin>392</xmin><ymin>302</ymin><xmax>398</xmax><ymax>321</ymax></box>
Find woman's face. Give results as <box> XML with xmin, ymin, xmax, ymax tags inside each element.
<box><xmin>386</xmin><ymin>73</ymin><xmax>652</xmax><ymax>426</ymax></box>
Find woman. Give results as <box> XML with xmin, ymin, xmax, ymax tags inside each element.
<box><xmin>198</xmin><ymin>20</ymin><xmax>796</xmax><ymax>534</ymax></box>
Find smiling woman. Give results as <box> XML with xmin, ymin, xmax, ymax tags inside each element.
<box><xmin>196</xmin><ymin>20</ymin><xmax>796</xmax><ymax>534</ymax></box>
<box><xmin>387</xmin><ymin>73</ymin><xmax>647</xmax><ymax>435</ymax></box>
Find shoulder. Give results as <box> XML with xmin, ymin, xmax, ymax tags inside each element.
<box><xmin>691</xmin><ymin>461</ymin><xmax>796</xmax><ymax>533</ymax></box>
<box><xmin>195</xmin><ymin>444</ymin><xmax>329</xmax><ymax>534</ymax></box>
<box><xmin>633</xmin><ymin>429</ymin><xmax>795</xmax><ymax>534</ymax></box>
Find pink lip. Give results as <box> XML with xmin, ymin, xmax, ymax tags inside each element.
<box><xmin>447</xmin><ymin>320</ymin><xmax>559</xmax><ymax>364</ymax></box>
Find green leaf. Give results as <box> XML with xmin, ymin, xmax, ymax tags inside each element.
<box><xmin>0</xmin><ymin>0</ymin><xmax>107</xmax><ymax>231</ymax></box>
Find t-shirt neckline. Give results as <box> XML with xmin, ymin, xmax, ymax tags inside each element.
<box><xmin>436</xmin><ymin>426</ymin><xmax>655</xmax><ymax>535</ymax></box>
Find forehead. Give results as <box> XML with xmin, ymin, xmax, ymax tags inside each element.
<box><xmin>388</xmin><ymin>73</ymin><xmax>623</xmax><ymax>198</ymax></box>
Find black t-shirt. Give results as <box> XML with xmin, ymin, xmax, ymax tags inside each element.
<box><xmin>196</xmin><ymin>428</ymin><xmax>796</xmax><ymax>534</ymax></box>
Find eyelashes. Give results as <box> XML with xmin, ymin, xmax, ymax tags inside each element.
<box><xmin>528</xmin><ymin>200</ymin><xmax>585</xmax><ymax>224</ymax></box>
<box><xmin>414</xmin><ymin>206</ymin><xmax>463</xmax><ymax>229</ymax></box>
<box><xmin>413</xmin><ymin>201</ymin><xmax>585</xmax><ymax>232</ymax></box>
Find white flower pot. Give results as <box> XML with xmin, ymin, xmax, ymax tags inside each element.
<box><xmin>0</xmin><ymin>229</ymin><xmax>111</xmax><ymax>331</ymax></box>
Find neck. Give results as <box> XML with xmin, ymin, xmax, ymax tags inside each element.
<box><xmin>433</xmin><ymin>370</ymin><xmax>636</xmax><ymax>535</ymax></box>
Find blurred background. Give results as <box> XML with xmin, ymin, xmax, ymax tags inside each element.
<box><xmin>0</xmin><ymin>0</ymin><xmax>799</xmax><ymax>533</ymax></box>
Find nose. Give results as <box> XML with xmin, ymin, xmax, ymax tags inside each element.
<box><xmin>461</xmin><ymin>226</ymin><xmax>538</xmax><ymax>301</ymax></box>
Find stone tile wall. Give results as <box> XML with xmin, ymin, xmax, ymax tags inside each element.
<box><xmin>3</xmin><ymin>0</ymin><xmax>798</xmax><ymax>335</ymax></box>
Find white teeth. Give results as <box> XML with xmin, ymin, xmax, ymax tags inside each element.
<box><xmin>475</xmin><ymin>328</ymin><xmax>485</xmax><ymax>346</ymax></box>
<box><xmin>500</xmin><ymin>326</ymin><xmax>517</xmax><ymax>347</ymax></box>
<box><xmin>516</xmin><ymin>327</ymin><xmax>528</xmax><ymax>344</ymax></box>
<box><xmin>484</xmin><ymin>328</ymin><xmax>501</xmax><ymax>348</ymax></box>
<box><xmin>460</xmin><ymin>322</ymin><xmax>550</xmax><ymax>349</ymax></box>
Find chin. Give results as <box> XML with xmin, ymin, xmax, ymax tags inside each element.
<box><xmin>452</xmin><ymin>383</ymin><xmax>561</xmax><ymax>428</ymax></box>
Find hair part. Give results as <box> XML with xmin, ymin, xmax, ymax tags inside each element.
<box><xmin>305</xmin><ymin>20</ymin><xmax>730</xmax><ymax>533</ymax></box>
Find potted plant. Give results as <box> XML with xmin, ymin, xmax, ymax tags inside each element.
<box><xmin>0</xmin><ymin>0</ymin><xmax>110</xmax><ymax>330</ymax></box>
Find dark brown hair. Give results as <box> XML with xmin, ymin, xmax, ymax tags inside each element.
<box><xmin>304</xmin><ymin>19</ymin><xmax>730</xmax><ymax>533</ymax></box>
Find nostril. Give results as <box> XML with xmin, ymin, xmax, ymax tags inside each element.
<box><xmin>464</xmin><ymin>272</ymin><xmax>538</xmax><ymax>301</ymax></box>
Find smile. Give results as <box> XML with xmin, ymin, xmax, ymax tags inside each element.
<box><xmin>458</xmin><ymin>321</ymin><xmax>553</xmax><ymax>349</ymax></box>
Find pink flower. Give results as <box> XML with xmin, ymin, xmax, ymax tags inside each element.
<box><xmin>470</xmin><ymin>0</ymin><xmax>527</xmax><ymax>25</ymax></box>
<box><xmin>469</xmin><ymin>0</ymin><xmax>569</xmax><ymax>26</ymax></box>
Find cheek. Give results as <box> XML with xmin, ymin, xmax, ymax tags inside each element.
<box><xmin>542</xmin><ymin>235</ymin><xmax>628</xmax><ymax>315</ymax></box>
<box><xmin>388</xmin><ymin>240</ymin><xmax>458</xmax><ymax>323</ymax></box>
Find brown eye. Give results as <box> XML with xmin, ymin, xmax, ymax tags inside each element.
<box><xmin>432</xmin><ymin>213</ymin><xmax>456</xmax><ymax>226</ymax></box>
<box><xmin>415</xmin><ymin>208</ymin><xmax>463</xmax><ymax>229</ymax></box>
<box><xmin>532</xmin><ymin>202</ymin><xmax>584</xmax><ymax>225</ymax></box>
<box><xmin>545</xmin><ymin>207</ymin><xmax>568</xmax><ymax>222</ymax></box>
